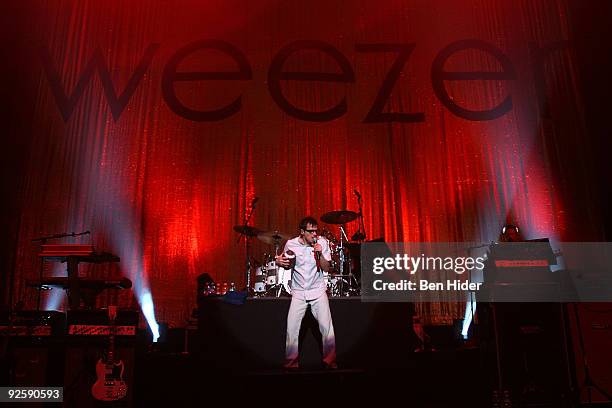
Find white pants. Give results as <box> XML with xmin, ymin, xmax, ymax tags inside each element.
<box><xmin>284</xmin><ymin>292</ymin><xmax>337</xmax><ymax>368</ymax></box>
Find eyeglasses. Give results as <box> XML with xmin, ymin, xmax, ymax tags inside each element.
<box><xmin>304</xmin><ymin>229</ymin><xmax>318</xmax><ymax>234</ymax></box>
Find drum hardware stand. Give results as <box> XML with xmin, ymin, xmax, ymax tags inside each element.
<box><xmin>351</xmin><ymin>190</ymin><xmax>366</xmax><ymax>242</ymax></box>
<box><xmin>265</xmin><ymin>281</ymin><xmax>290</xmax><ymax>297</ymax></box>
<box><xmin>319</xmin><ymin>209</ymin><xmax>362</xmax><ymax>296</ymax></box>
<box><xmin>263</xmin><ymin>235</ymin><xmax>288</xmax><ymax>298</ymax></box>
<box><xmin>338</xmin><ymin>225</ymin><xmax>349</xmax><ymax>295</ymax></box>
<box><xmin>266</xmin><ymin>268</ymin><xmax>290</xmax><ymax>298</ymax></box>
<box><xmin>236</xmin><ymin>198</ymin><xmax>259</xmax><ymax>294</ymax></box>
<box><xmin>338</xmin><ymin>225</ymin><xmax>361</xmax><ymax>296</ymax></box>
<box><xmin>351</xmin><ymin>190</ymin><xmax>366</xmax><ymax>295</ymax></box>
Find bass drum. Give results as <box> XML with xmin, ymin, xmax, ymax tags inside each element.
<box><xmin>264</xmin><ymin>261</ymin><xmax>278</xmax><ymax>285</ymax></box>
<box><xmin>254</xmin><ymin>266</ymin><xmax>267</xmax><ymax>293</ymax></box>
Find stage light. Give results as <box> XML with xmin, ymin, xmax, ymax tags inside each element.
<box><xmin>44</xmin><ymin>290</ymin><xmax>63</xmax><ymax>311</ymax></box>
<box><xmin>461</xmin><ymin>298</ymin><xmax>476</xmax><ymax>339</ymax></box>
<box><xmin>147</xmin><ymin>322</ymin><xmax>168</xmax><ymax>346</ymax></box>
<box><xmin>100</xmin><ymin>196</ymin><xmax>161</xmax><ymax>343</ymax></box>
<box><xmin>44</xmin><ymin>263</ymin><xmax>66</xmax><ymax>311</ymax></box>
<box><xmin>140</xmin><ymin>292</ymin><xmax>160</xmax><ymax>342</ymax></box>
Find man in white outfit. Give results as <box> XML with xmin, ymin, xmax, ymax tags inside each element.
<box><xmin>275</xmin><ymin>216</ymin><xmax>337</xmax><ymax>369</ymax></box>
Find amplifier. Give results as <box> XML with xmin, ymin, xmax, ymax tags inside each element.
<box><xmin>67</xmin><ymin>309</ymin><xmax>139</xmax><ymax>336</ymax></box>
<box><xmin>0</xmin><ymin>311</ymin><xmax>66</xmax><ymax>337</ymax></box>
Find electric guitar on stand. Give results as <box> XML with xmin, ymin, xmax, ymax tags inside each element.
<box><xmin>91</xmin><ymin>306</ymin><xmax>127</xmax><ymax>401</ymax></box>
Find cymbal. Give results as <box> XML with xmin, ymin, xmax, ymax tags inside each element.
<box><xmin>320</xmin><ymin>210</ymin><xmax>358</xmax><ymax>225</ymax></box>
<box><xmin>257</xmin><ymin>230</ymin><xmax>292</xmax><ymax>245</ymax></box>
<box><xmin>233</xmin><ymin>225</ymin><xmax>263</xmax><ymax>237</ymax></box>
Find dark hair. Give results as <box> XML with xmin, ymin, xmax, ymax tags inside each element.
<box><xmin>501</xmin><ymin>224</ymin><xmax>519</xmax><ymax>234</ymax></box>
<box><xmin>299</xmin><ymin>216</ymin><xmax>318</xmax><ymax>231</ymax></box>
<box><xmin>500</xmin><ymin>224</ymin><xmax>523</xmax><ymax>242</ymax></box>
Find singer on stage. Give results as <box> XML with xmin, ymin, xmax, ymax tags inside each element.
<box><xmin>275</xmin><ymin>216</ymin><xmax>337</xmax><ymax>369</ymax></box>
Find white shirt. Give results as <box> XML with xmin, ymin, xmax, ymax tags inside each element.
<box><xmin>284</xmin><ymin>236</ymin><xmax>332</xmax><ymax>300</ymax></box>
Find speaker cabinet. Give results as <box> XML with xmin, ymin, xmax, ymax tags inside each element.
<box><xmin>478</xmin><ymin>302</ymin><xmax>573</xmax><ymax>406</ymax></box>
<box><xmin>568</xmin><ymin>303</ymin><xmax>612</xmax><ymax>404</ymax></box>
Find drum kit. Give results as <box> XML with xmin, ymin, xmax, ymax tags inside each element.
<box><xmin>234</xmin><ymin>210</ymin><xmax>364</xmax><ymax>298</ymax></box>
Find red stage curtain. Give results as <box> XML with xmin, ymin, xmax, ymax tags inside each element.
<box><xmin>8</xmin><ymin>0</ymin><xmax>599</xmax><ymax>326</ymax></box>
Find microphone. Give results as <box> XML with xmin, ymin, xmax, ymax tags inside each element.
<box><xmin>251</xmin><ymin>197</ymin><xmax>259</xmax><ymax>208</ymax></box>
<box><xmin>354</xmin><ymin>189</ymin><xmax>361</xmax><ymax>199</ymax></box>
<box><xmin>313</xmin><ymin>236</ymin><xmax>321</xmax><ymax>261</ymax></box>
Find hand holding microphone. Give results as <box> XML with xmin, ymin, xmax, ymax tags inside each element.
<box><xmin>313</xmin><ymin>236</ymin><xmax>322</xmax><ymax>261</ymax></box>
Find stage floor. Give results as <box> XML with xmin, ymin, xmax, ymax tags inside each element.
<box><xmin>134</xmin><ymin>349</ymin><xmax>488</xmax><ymax>407</ymax></box>
<box><xmin>197</xmin><ymin>296</ymin><xmax>419</xmax><ymax>370</ymax></box>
